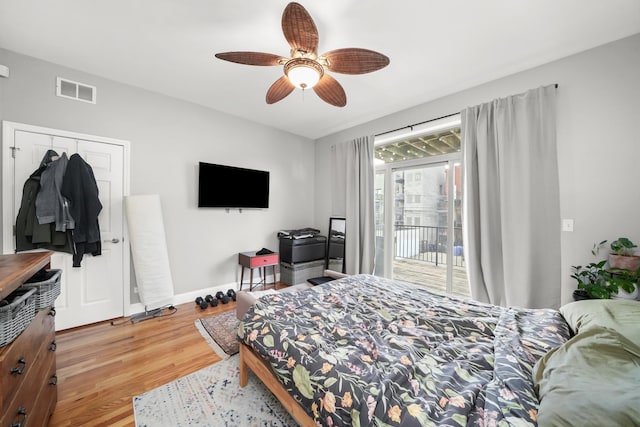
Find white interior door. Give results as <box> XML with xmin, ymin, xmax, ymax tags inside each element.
<box><xmin>2</xmin><ymin>122</ymin><xmax>129</xmax><ymax>330</ymax></box>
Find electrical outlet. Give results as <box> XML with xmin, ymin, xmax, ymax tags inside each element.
<box><xmin>133</xmin><ymin>287</ymin><xmax>138</xmax><ymax>294</ymax></box>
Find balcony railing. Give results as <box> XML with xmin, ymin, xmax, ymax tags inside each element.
<box><xmin>377</xmin><ymin>224</ymin><xmax>465</xmax><ymax>268</ymax></box>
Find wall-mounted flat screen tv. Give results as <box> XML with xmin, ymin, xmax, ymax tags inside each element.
<box><xmin>198</xmin><ymin>162</ymin><xmax>270</xmax><ymax>208</ymax></box>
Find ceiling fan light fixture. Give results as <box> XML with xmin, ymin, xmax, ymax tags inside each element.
<box><xmin>214</xmin><ymin>3</ymin><xmax>388</xmax><ymax>107</ymax></box>
<box><xmin>284</xmin><ymin>57</ymin><xmax>323</xmax><ymax>89</ymax></box>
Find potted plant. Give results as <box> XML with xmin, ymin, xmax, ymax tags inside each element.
<box><xmin>571</xmin><ymin>261</ymin><xmax>611</xmax><ymax>299</ymax></box>
<box><xmin>607</xmin><ymin>267</ymin><xmax>640</xmax><ymax>300</ymax></box>
<box><xmin>571</xmin><ymin>259</ymin><xmax>639</xmax><ymax>300</ymax></box>
<box><xmin>609</xmin><ymin>237</ymin><xmax>640</xmax><ymax>271</ymax></box>
<box><xmin>593</xmin><ymin>237</ymin><xmax>640</xmax><ymax>271</ymax></box>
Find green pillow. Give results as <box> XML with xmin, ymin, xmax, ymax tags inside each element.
<box><xmin>534</xmin><ymin>300</ymin><xmax>640</xmax><ymax>425</ymax></box>
<box><xmin>559</xmin><ymin>299</ymin><xmax>640</xmax><ymax>345</ymax></box>
<box><xmin>533</xmin><ymin>326</ymin><xmax>640</xmax><ymax>427</ymax></box>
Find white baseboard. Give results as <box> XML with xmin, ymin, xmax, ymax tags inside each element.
<box><xmin>125</xmin><ymin>275</ymin><xmax>280</xmax><ymax>316</ymax></box>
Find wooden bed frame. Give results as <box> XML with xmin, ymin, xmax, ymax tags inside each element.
<box><xmin>239</xmin><ymin>343</ymin><xmax>316</xmax><ymax>426</ymax></box>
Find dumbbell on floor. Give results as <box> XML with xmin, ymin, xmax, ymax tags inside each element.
<box><xmin>195</xmin><ymin>296</ymin><xmax>208</xmax><ymax>310</ymax></box>
<box><xmin>215</xmin><ymin>291</ymin><xmax>230</xmax><ymax>304</ymax></box>
<box><xmin>205</xmin><ymin>294</ymin><xmax>219</xmax><ymax>307</ymax></box>
<box><xmin>227</xmin><ymin>289</ymin><xmax>237</xmax><ymax>301</ymax></box>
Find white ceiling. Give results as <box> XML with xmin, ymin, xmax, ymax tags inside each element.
<box><xmin>1</xmin><ymin>1</ymin><xmax>639</xmax><ymax>139</ymax></box>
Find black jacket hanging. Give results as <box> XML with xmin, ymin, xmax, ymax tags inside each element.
<box><xmin>61</xmin><ymin>153</ymin><xmax>103</xmax><ymax>267</ymax></box>
<box><xmin>15</xmin><ymin>150</ymin><xmax>73</xmax><ymax>254</ymax></box>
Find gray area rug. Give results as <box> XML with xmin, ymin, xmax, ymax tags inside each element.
<box><xmin>133</xmin><ymin>355</ymin><xmax>296</xmax><ymax>426</ymax></box>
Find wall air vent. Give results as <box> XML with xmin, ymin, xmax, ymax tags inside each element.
<box><xmin>56</xmin><ymin>77</ymin><xmax>96</xmax><ymax>104</ymax></box>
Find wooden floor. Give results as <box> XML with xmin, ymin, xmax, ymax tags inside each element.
<box><xmin>393</xmin><ymin>258</ymin><xmax>470</xmax><ymax>298</ymax></box>
<box><xmin>49</xmin><ymin>299</ymin><xmax>238</xmax><ymax>426</ymax></box>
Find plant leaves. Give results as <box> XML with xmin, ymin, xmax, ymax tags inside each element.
<box><xmin>324</xmin><ymin>377</ymin><xmax>337</xmax><ymax>388</ymax></box>
<box><xmin>293</xmin><ymin>365</ymin><xmax>315</xmax><ymax>399</ymax></box>
<box><xmin>455</xmin><ymin>367</ymin><xmax>473</xmax><ymax>382</ymax></box>
<box><xmin>263</xmin><ymin>335</ymin><xmax>274</xmax><ymax>347</ymax></box>
<box><xmin>452</xmin><ymin>413</ymin><xmax>467</xmax><ymax>426</ymax></box>
<box><xmin>319</xmin><ymin>350</ymin><xmax>338</xmax><ymax>364</ymax></box>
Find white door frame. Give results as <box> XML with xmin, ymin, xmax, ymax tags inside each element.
<box><xmin>1</xmin><ymin>120</ymin><xmax>133</xmax><ymax>316</ymax></box>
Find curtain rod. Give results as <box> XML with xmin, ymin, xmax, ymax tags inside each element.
<box><xmin>374</xmin><ymin>112</ymin><xmax>459</xmax><ymax>138</ymax></box>
<box><xmin>374</xmin><ymin>84</ymin><xmax>559</xmax><ymax>138</ymax></box>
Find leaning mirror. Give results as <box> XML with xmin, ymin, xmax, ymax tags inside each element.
<box><xmin>326</xmin><ymin>217</ymin><xmax>346</xmax><ymax>273</ymax></box>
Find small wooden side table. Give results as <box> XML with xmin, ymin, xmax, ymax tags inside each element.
<box><xmin>238</xmin><ymin>251</ymin><xmax>279</xmax><ymax>291</ymax></box>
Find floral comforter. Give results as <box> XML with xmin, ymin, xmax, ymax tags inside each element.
<box><xmin>238</xmin><ymin>275</ymin><xmax>569</xmax><ymax>427</ymax></box>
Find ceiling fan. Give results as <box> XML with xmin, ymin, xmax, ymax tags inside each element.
<box><xmin>215</xmin><ymin>2</ymin><xmax>389</xmax><ymax>107</ymax></box>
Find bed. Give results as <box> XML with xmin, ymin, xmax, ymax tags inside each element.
<box><xmin>237</xmin><ymin>274</ymin><xmax>640</xmax><ymax>426</ymax></box>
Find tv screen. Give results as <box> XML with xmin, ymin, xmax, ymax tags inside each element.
<box><xmin>198</xmin><ymin>162</ymin><xmax>270</xmax><ymax>208</ymax></box>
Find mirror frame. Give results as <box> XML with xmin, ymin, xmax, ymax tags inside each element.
<box><xmin>326</xmin><ymin>217</ymin><xmax>346</xmax><ymax>273</ymax></box>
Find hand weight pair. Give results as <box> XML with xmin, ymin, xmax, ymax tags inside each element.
<box><xmin>194</xmin><ymin>295</ymin><xmax>219</xmax><ymax>309</ymax></box>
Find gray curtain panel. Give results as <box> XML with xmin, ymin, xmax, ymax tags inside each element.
<box><xmin>461</xmin><ymin>85</ymin><xmax>560</xmax><ymax>308</ymax></box>
<box><xmin>330</xmin><ymin>136</ymin><xmax>376</xmax><ymax>275</ymax></box>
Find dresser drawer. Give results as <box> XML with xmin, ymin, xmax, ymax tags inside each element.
<box><xmin>36</xmin><ymin>361</ymin><xmax>58</xmax><ymax>427</ymax></box>
<box><xmin>249</xmin><ymin>254</ymin><xmax>279</xmax><ymax>268</ymax></box>
<box><xmin>0</xmin><ymin>308</ymin><xmax>54</xmax><ymax>415</ymax></box>
<box><xmin>24</xmin><ymin>353</ymin><xmax>57</xmax><ymax>427</ymax></box>
<box><xmin>0</xmin><ymin>337</ymin><xmax>56</xmax><ymax>427</ymax></box>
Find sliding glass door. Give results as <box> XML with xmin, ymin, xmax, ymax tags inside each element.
<box><xmin>374</xmin><ymin>118</ymin><xmax>469</xmax><ymax>297</ymax></box>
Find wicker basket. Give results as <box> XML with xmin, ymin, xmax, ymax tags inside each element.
<box><xmin>25</xmin><ymin>269</ymin><xmax>62</xmax><ymax>310</ymax></box>
<box><xmin>0</xmin><ymin>286</ymin><xmax>37</xmax><ymax>347</ymax></box>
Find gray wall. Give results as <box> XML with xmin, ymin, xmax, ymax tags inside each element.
<box><xmin>0</xmin><ymin>48</ymin><xmax>316</xmax><ymax>296</ymax></box>
<box><xmin>3</xmin><ymin>34</ymin><xmax>639</xmax><ymax>306</ymax></box>
<box><xmin>315</xmin><ymin>33</ymin><xmax>640</xmax><ymax>306</ymax></box>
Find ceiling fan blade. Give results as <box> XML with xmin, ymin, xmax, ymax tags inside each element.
<box><xmin>266</xmin><ymin>76</ymin><xmax>295</xmax><ymax>104</ymax></box>
<box><xmin>215</xmin><ymin>52</ymin><xmax>285</xmax><ymax>66</ymax></box>
<box><xmin>313</xmin><ymin>74</ymin><xmax>347</xmax><ymax>107</ymax></box>
<box><xmin>282</xmin><ymin>2</ymin><xmax>319</xmax><ymax>54</ymax></box>
<box><xmin>322</xmin><ymin>48</ymin><xmax>390</xmax><ymax>74</ymax></box>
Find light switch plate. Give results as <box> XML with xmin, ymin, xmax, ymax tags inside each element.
<box><xmin>562</xmin><ymin>219</ymin><xmax>574</xmax><ymax>232</ymax></box>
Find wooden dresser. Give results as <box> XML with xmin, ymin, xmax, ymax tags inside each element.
<box><xmin>0</xmin><ymin>252</ymin><xmax>57</xmax><ymax>427</ymax></box>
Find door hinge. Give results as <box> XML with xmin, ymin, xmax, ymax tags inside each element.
<box><xmin>9</xmin><ymin>146</ymin><xmax>20</xmax><ymax>158</ymax></box>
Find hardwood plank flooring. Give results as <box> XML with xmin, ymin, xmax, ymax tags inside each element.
<box><xmin>392</xmin><ymin>258</ymin><xmax>470</xmax><ymax>298</ymax></box>
<box><xmin>49</xmin><ymin>299</ymin><xmax>238</xmax><ymax>426</ymax></box>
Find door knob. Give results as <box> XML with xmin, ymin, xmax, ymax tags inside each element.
<box><xmin>104</xmin><ymin>238</ymin><xmax>120</xmax><ymax>244</ymax></box>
